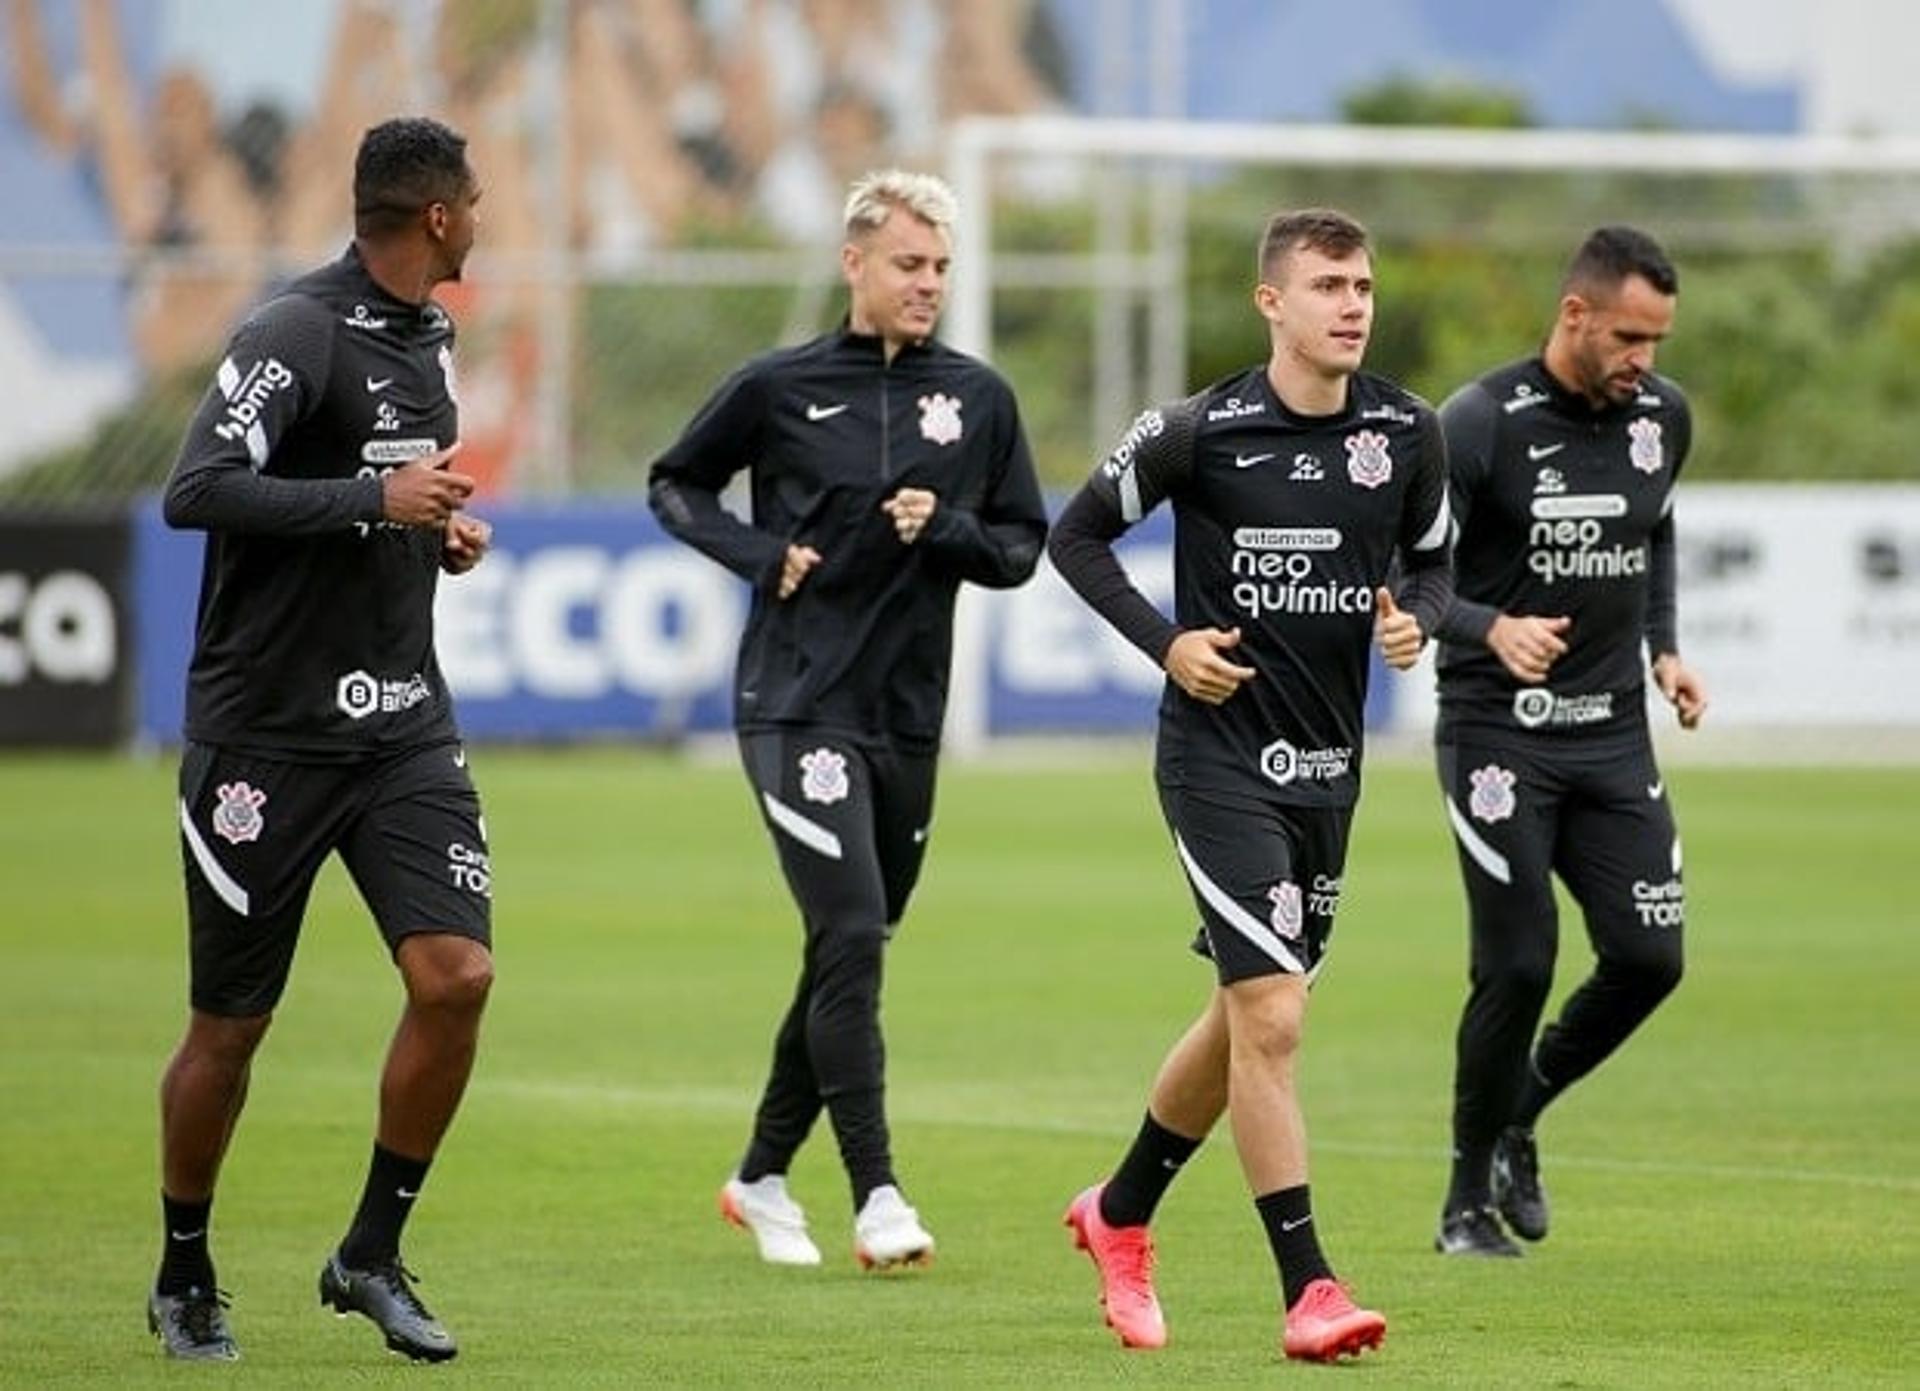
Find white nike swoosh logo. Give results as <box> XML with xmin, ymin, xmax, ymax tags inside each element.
<box><xmin>1234</xmin><ymin>452</ymin><xmax>1276</xmax><ymax>469</ymax></box>
<box><xmin>453</xmin><ymin>748</ymin><xmax>466</xmax><ymax>768</ymax></box>
<box><xmin>806</xmin><ymin>403</ymin><xmax>848</xmax><ymax>421</ymax></box>
<box><xmin>1648</xmin><ymin>781</ymin><xmax>1664</xmax><ymax>799</ymax></box>
<box><xmin>397</xmin><ymin>1187</ymin><xmax>419</xmax><ymax>1199</ymax></box>
<box><xmin>366</xmin><ymin>376</ymin><xmax>393</xmax><ymax>393</ymax></box>
<box><xmin>170</xmin><ymin>1228</ymin><xmax>206</xmax><ymax>1241</ymax></box>
<box><xmin>1527</xmin><ymin>442</ymin><xmax>1565</xmax><ymax>461</ymax></box>
<box><xmin>1280</xmin><ymin>1215</ymin><xmax>1313</xmax><ymax>1232</ymax></box>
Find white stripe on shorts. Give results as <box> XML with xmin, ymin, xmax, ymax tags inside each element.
<box><xmin>1173</xmin><ymin>832</ymin><xmax>1304</xmax><ymax>974</ymax></box>
<box><xmin>179</xmin><ymin>798</ymin><xmax>250</xmax><ymax>916</ymax></box>
<box><xmin>761</xmin><ymin>791</ymin><xmax>844</xmax><ymax>860</ymax></box>
<box><xmin>1445</xmin><ymin>796</ymin><xmax>1512</xmax><ymax>885</ymax></box>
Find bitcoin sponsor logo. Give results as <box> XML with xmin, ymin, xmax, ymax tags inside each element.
<box><xmin>1259</xmin><ymin>737</ymin><xmax>1352</xmax><ymax>787</ymax></box>
<box><xmin>1511</xmin><ymin>688</ymin><xmax>1614</xmax><ymax>729</ymax></box>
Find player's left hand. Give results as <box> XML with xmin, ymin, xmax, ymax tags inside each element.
<box><xmin>441</xmin><ymin>513</ymin><xmax>492</xmax><ymax>575</ymax></box>
<box><xmin>1652</xmin><ymin>652</ymin><xmax>1708</xmax><ymax>729</ymax></box>
<box><xmin>882</xmin><ymin>487</ymin><xmax>939</xmax><ymax>545</ymax></box>
<box><xmin>1373</xmin><ymin>587</ymin><xmax>1425</xmax><ymax>670</ymax></box>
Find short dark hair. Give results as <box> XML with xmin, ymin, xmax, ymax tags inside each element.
<box><xmin>1563</xmin><ymin>225</ymin><xmax>1678</xmax><ymax>299</ymax></box>
<box><xmin>353</xmin><ymin>117</ymin><xmax>471</xmax><ymax>238</ymax></box>
<box><xmin>1257</xmin><ymin>208</ymin><xmax>1370</xmax><ymax>283</ymax></box>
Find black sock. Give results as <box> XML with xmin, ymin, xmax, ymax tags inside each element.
<box><xmin>157</xmin><ymin>1193</ymin><xmax>215</xmax><ymax>1295</ymax></box>
<box><xmin>337</xmin><ymin>1143</ymin><xmax>430</xmax><ymax>1269</ymax></box>
<box><xmin>1443</xmin><ymin>1139</ymin><xmax>1496</xmax><ymax>1215</ymax></box>
<box><xmin>1099</xmin><ymin>1111</ymin><xmax>1203</xmax><ymax>1227</ymax></box>
<box><xmin>1256</xmin><ymin>1185</ymin><xmax>1334</xmax><ymax>1309</ymax></box>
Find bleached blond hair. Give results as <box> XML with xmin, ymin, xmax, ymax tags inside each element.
<box><xmin>843</xmin><ymin>169</ymin><xmax>958</xmax><ymax>239</ymax></box>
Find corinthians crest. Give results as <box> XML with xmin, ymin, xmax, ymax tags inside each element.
<box><xmin>1627</xmin><ymin>416</ymin><xmax>1664</xmax><ymax>474</ymax></box>
<box><xmin>212</xmin><ymin>781</ymin><xmax>267</xmax><ymax>845</ymax></box>
<box><xmin>1468</xmin><ymin>764</ymin><xmax>1517</xmax><ymax>824</ymax></box>
<box><xmin>799</xmin><ymin>747</ymin><xmax>850</xmax><ymax>805</ymax></box>
<box><xmin>1344</xmin><ymin>429</ymin><xmax>1392</xmax><ymax>489</ymax></box>
<box><xmin>917</xmin><ymin>392</ymin><xmax>963</xmax><ymax>445</ymax></box>
<box><xmin>1267</xmin><ymin>881</ymin><xmax>1303</xmax><ymax>941</ymax></box>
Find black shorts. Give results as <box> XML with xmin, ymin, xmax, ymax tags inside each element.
<box><xmin>1158</xmin><ymin>785</ymin><xmax>1353</xmax><ymax>984</ymax></box>
<box><xmin>740</xmin><ymin>729</ymin><xmax>938</xmax><ymax>937</ymax></box>
<box><xmin>1437</xmin><ymin>732</ymin><xmax>1683</xmax><ymax>943</ymax></box>
<box><xmin>177</xmin><ymin>740</ymin><xmax>492</xmax><ymax>1016</ymax></box>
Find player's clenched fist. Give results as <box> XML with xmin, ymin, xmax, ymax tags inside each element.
<box><xmin>382</xmin><ymin>442</ymin><xmax>474</xmax><ymax>527</ymax></box>
<box><xmin>1164</xmin><ymin>627</ymin><xmax>1257</xmax><ymax>705</ymax></box>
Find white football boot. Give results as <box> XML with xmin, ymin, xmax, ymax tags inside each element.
<box><xmin>853</xmin><ymin>1184</ymin><xmax>935</xmax><ymax>1270</ymax></box>
<box><xmin>718</xmin><ymin>1174</ymin><xmax>822</xmax><ymax>1266</ymax></box>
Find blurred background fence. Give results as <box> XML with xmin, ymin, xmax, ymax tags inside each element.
<box><xmin>4</xmin><ymin>0</ymin><xmax>1920</xmax><ymax>747</ymax></box>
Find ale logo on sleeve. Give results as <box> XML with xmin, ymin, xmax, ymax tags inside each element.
<box><xmin>798</xmin><ymin>747</ymin><xmax>850</xmax><ymax>805</ymax></box>
<box><xmin>1344</xmin><ymin>430</ymin><xmax>1393</xmax><ymax>489</ymax></box>
<box><xmin>1468</xmin><ymin>764</ymin><xmax>1518</xmax><ymax>824</ymax></box>
<box><xmin>211</xmin><ymin>782</ymin><xmax>268</xmax><ymax>845</ymax></box>
<box><xmin>917</xmin><ymin>392</ymin><xmax>963</xmax><ymax>446</ymax></box>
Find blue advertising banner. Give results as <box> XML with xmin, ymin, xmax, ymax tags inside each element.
<box><xmin>133</xmin><ymin>499</ymin><xmax>1388</xmax><ymax>743</ymax></box>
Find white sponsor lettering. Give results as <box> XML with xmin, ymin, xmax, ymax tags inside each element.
<box><xmin>1308</xmin><ymin>872</ymin><xmax>1342</xmax><ymax>919</ymax></box>
<box><xmin>1526</xmin><ymin>512</ymin><xmax>1646</xmax><ymax>584</ymax></box>
<box><xmin>1206</xmin><ymin>396</ymin><xmax>1265</xmax><ymax>422</ymax></box>
<box><xmin>361</xmin><ymin>438</ymin><xmax>439</xmax><ymax>465</ymax></box>
<box><xmin>1232</xmin><ymin>527</ymin><xmax>1343</xmax><ymax>551</ymax></box>
<box><xmin>447</xmin><ymin>840</ymin><xmax>491</xmax><ymax>896</ymax></box>
<box><xmin>1100</xmin><ymin>408</ymin><xmax>1165</xmax><ymax>480</ymax></box>
<box><xmin>1511</xmin><ymin>688</ymin><xmax>1615</xmax><ymax>729</ymax></box>
<box><xmin>335</xmin><ymin>669</ymin><xmax>431</xmax><ymax>720</ymax></box>
<box><xmin>1631</xmin><ymin>876</ymin><xmax>1684</xmax><ymax>927</ymax></box>
<box><xmin>211</xmin><ymin>356</ymin><xmax>295</xmax><ymax>466</ymax></box>
<box><xmin>1259</xmin><ymin>737</ymin><xmax>1352</xmax><ymax>786</ymax></box>
<box><xmin>1229</xmin><ymin>543</ymin><xmax>1371</xmax><ymax>619</ymax></box>
<box><xmin>1530</xmin><ymin>494</ymin><xmax>1629</xmax><ymax>520</ymax></box>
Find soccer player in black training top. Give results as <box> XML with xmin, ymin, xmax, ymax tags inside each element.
<box><xmin>649</xmin><ymin>169</ymin><xmax>1046</xmax><ymax>1270</ymax></box>
<box><xmin>1430</xmin><ymin>226</ymin><xmax>1707</xmax><ymax>1259</ymax></box>
<box><xmin>149</xmin><ymin>117</ymin><xmax>494</xmax><ymax>1363</ymax></box>
<box><xmin>1050</xmin><ymin>209</ymin><xmax>1452</xmax><ymax>1363</ymax></box>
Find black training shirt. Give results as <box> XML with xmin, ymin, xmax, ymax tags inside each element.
<box><xmin>1434</xmin><ymin>357</ymin><xmax>1690</xmax><ymax>741</ymax></box>
<box><xmin>163</xmin><ymin>245</ymin><xmax>461</xmax><ymax>759</ymax></box>
<box><xmin>1049</xmin><ymin>367</ymin><xmax>1452</xmax><ymax>808</ymax></box>
<box><xmin>648</xmin><ymin>325</ymin><xmax>1047</xmax><ymax>751</ymax></box>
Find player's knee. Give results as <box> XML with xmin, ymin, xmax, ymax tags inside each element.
<box><xmin>406</xmin><ymin>945</ymin><xmax>494</xmax><ymax>1013</ymax></box>
<box><xmin>1620</xmin><ymin>937</ymin><xmax>1684</xmax><ymax>1003</ymax></box>
<box><xmin>185</xmin><ymin>1009</ymin><xmax>272</xmax><ymax>1063</ymax></box>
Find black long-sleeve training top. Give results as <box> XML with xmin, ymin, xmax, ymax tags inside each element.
<box><xmin>648</xmin><ymin>326</ymin><xmax>1048</xmax><ymax>752</ymax></box>
<box><xmin>163</xmin><ymin>245</ymin><xmax>461</xmax><ymax>759</ymax></box>
<box><xmin>1049</xmin><ymin>367</ymin><xmax>1453</xmax><ymax>809</ymax></box>
<box><xmin>1433</xmin><ymin>357</ymin><xmax>1690</xmax><ymax>741</ymax></box>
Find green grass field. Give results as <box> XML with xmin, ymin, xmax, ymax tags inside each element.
<box><xmin>2</xmin><ymin>748</ymin><xmax>1915</xmax><ymax>1387</ymax></box>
